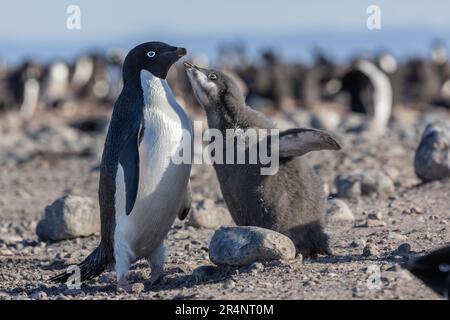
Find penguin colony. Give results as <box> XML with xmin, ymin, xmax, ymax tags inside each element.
<box><xmin>3</xmin><ymin>43</ymin><xmax>450</xmax><ymax>126</ymax></box>
<box><xmin>1</xmin><ymin>41</ymin><xmax>447</xmax><ymax>297</ymax></box>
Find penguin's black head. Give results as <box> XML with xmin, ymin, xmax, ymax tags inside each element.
<box><xmin>183</xmin><ymin>62</ymin><xmax>245</xmax><ymax>111</ymax></box>
<box><xmin>123</xmin><ymin>41</ymin><xmax>187</xmax><ymax>80</ymax></box>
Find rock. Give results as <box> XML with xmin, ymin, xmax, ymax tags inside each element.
<box><xmin>223</xmin><ymin>279</ymin><xmax>236</xmax><ymax>289</ymax></box>
<box><xmin>350</xmin><ymin>238</ymin><xmax>366</xmax><ymax>248</ymax></box>
<box><xmin>326</xmin><ymin>199</ymin><xmax>354</xmax><ymax>224</ymax></box>
<box><xmin>131</xmin><ymin>283</ymin><xmax>145</xmax><ymax>294</ymax></box>
<box><xmin>248</xmin><ymin>262</ymin><xmax>264</xmax><ymax>274</ymax></box>
<box><xmin>0</xmin><ymin>248</ymin><xmax>13</xmax><ymax>256</ymax></box>
<box><xmin>364</xmin><ymin>219</ymin><xmax>387</xmax><ymax>228</ymax></box>
<box><xmin>410</xmin><ymin>207</ymin><xmax>424</xmax><ymax>215</ymax></box>
<box><xmin>363</xmin><ymin>244</ymin><xmax>379</xmax><ymax>257</ymax></box>
<box><xmin>310</xmin><ymin>110</ymin><xmax>341</xmax><ymax>131</ymax></box>
<box><xmin>387</xmin><ymin>232</ymin><xmax>408</xmax><ymax>242</ymax></box>
<box><xmin>36</xmin><ymin>195</ymin><xmax>100</xmax><ymax>241</ymax></box>
<box><xmin>335</xmin><ymin>175</ymin><xmax>361</xmax><ymax>198</ymax></box>
<box><xmin>368</xmin><ymin>211</ymin><xmax>383</xmax><ymax>220</ymax></box>
<box><xmin>188</xmin><ymin>201</ymin><xmax>232</xmax><ymax>229</ymax></box>
<box><xmin>394</xmin><ymin>243</ymin><xmax>411</xmax><ymax>255</ymax></box>
<box><xmin>0</xmin><ymin>234</ymin><xmax>23</xmax><ymax>244</ymax></box>
<box><xmin>30</xmin><ymin>291</ymin><xmax>48</xmax><ymax>300</ymax></box>
<box><xmin>414</xmin><ymin>121</ymin><xmax>450</xmax><ymax>182</ymax></box>
<box><xmin>336</xmin><ymin>170</ymin><xmax>395</xmax><ymax>198</ymax></box>
<box><xmin>192</xmin><ymin>265</ymin><xmax>217</xmax><ymax>283</ymax></box>
<box><xmin>209</xmin><ymin>226</ymin><xmax>296</xmax><ymax>266</ymax></box>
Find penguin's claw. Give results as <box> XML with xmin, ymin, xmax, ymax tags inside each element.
<box><xmin>149</xmin><ymin>267</ymin><xmax>182</xmax><ymax>285</ymax></box>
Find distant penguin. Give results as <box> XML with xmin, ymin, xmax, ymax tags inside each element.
<box><xmin>375</xmin><ymin>52</ymin><xmax>403</xmax><ymax>107</ymax></box>
<box><xmin>42</xmin><ymin>60</ymin><xmax>70</xmax><ymax>108</ymax></box>
<box><xmin>184</xmin><ymin>62</ymin><xmax>341</xmax><ymax>257</ymax></box>
<box><xmin>341</xmin><ymin>59</ymin><xmax>392</xmax><ymax>132</ymax></box>
<box><xmin>403</xmin><ymin>59</ymin><xmax>441</xmax><ymax>105</ymax></box>
<box><xmin>70</xmin><ymin>54</ymin><xmax>95</xmax><ymax>99</ymax></box>
<box><xmin>302</xmin><ymin>52</ymin><xmax>336</xmax><ymax>108</ymax></box>
<box><xmin>6</xmin><ymin>60</ymin><xmax>43</xmax><ymax>119</ymax></box>
<box><xmin>0</xmin><ymin>60</ymin><xmax>14</xmax><ymax>112</ymax></box>
<box><xmin>404</xmin><ymin>246</ymin><xmax>450</xmax><ymax>299</ymax></box>
<box><xmin>51</xmin><ymin>42</ymin><xmax>192</xmax><ymax>290</ymax></box>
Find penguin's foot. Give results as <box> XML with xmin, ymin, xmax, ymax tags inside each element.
<box><xmin>149</xmin><ymin>267</ymin><xmax>182</xmax><ymax>285</ymax></box>
<box><xmin>117</xmin><ymin>277</ymin><xmax>131</xmax><ymax>292</ymax></box>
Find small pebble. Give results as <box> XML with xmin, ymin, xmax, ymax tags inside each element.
<box><xmin>248</xmin><ymin>262</ymin><xmax>264</xmax><ymax>274</ymax></box>
<box><xmin>365</xmin><ymin>219</ymin><xmax>387</xmax><ymax>227</ymax></box>
<box><xmin>223</xmin><ymin>279</ymin><xmax>236</xmax><ymax>289</ymax></box>
<box><xmin>368</xmin><ymin>211</ymin><xmax>383</xmax><ymax>220</ymax></box>
<box><xmin>30</xmin><ymin>291</ymin><xmax>48</xmax><ymax>300</ymax></box>
<box><xmin>350</xmin><ymin>239</ymin><xmax>366</xmax><ymax>248</ymax></box>
<box><xmin>396</xmin><ymin>243</ymin><xmax>411</xmax><ymax>255</ymax></box>
<box><xmin>363</xmin><ymin>244</ymin><xmax>379</xmax><ymax>257</ymax></box>
<box><xmin>131</xmin><ymin>282</ymin><xmax>145</xmax><ymax>294</ymax></box>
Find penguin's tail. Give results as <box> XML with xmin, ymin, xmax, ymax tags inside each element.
<box><xmin>50</xmin><ymin>244</ymin><xmax>111</xmax><ymax>284</ymax></box>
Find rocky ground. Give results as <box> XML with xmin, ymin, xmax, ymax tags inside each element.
<box><xmin>0</xmin><ymin>104</ymin><xmax>449</xmax><ymax>300</ymax></box>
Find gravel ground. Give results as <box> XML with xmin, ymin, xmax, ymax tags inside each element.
<box><xmin>0</xmin><ymin>106</ymin><xmax>449</xmax><ymax>300</ymax></box>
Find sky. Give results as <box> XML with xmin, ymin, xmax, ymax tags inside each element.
<box><xmin>1</xmin><ymin>0</ymin><xmax>450</xmax><ymax>63</ymax></box>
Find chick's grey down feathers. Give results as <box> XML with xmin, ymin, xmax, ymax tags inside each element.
<box><xmin>186</xmin><ymin>65</ymin><xmax>341</xmax><ymax>257</ymax></box>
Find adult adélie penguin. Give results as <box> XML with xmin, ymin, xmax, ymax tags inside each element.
<box><xmin>51</xmin><ymin>42</ymin><xmax>192</xmax><ymax>291</ymax></box>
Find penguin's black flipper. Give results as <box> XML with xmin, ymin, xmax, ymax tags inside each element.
<box><xmin>119</xmin><ymin>125</ymin><xmax>142</xmax><ymax>216</ymax></box>
<box><xmin>178</xmin><ymin>182</ymin><xmax>192</xmax><ymax>220</ymax></box>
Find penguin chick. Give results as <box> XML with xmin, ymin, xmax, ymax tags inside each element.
<box><xmin>51</xmin><ymin>42</ymin><xmax>192</xmax><ymax>291</ymax></box>
<box><xmin>184</xmin><ymin>62</ymin><xmax>341</xmax><ymax>257</ymax></box>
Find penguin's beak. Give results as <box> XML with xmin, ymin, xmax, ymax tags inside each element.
<box><xmin>175</xmin><ymin>47</ymin><xmax>187</xmax><ymax>57</ymax></box>
<box><xmin>183</xmin><ymin>61</ymin><xmax>198</xmax><ymax>70</ymax></box>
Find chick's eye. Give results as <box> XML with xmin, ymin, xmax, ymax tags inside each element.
<box><xmin>147</xmin><ymin>51</ymin><xmax>156</xmax><ymax>58</ymax></box>
<box><xmin>208</xmin><ymin>73</ymin><xmax>217</xmax><ymax>80</ymax></box>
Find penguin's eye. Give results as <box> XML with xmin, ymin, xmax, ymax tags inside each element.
<box><xmin>208</xmin><ymin>73</ymin><xmax>217</xmax><ymax>80</ymax></box>
<box><xmin>439</xmin><ymin>264</ymin><xmax>450</xmax><ymax>272</ymax></box>
<box><xmin>147</xmin><ymin>51</ymin><xmax>156</xmax><ymax>58</ymax></box>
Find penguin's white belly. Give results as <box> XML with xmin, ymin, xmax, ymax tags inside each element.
<box><xmin>114</xmin><ymin>72</ymin><xmax>191</xmax><ymax>262</ymax></box>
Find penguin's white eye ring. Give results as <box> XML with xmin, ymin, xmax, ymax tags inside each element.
<box><xmin>208</xmin><ymin>73</ymin><xmax>217</xmax><ymax>80</ymax></box>
<box><xmin>147</xmin><ymin>51</ymin><xmax>156</xmax><ymax>58</ymax></box>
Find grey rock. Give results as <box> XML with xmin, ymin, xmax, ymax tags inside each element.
<box><xmin>0</xmin><ymin>234</ymin><xmax>23</xmax><ymax>244</ymax></box>
<box><xmin>350</xmin><ymin>238</ymin><xmax>367</xmax><ymax>248</ymax></box>
<box><xmin>36</xmin><ymin>195</ymin><xmax>100</xmax><ymax>241</ymax></box>
<box><xmin>414</xmin><ymin>121</ymin><xmax>450</xmax><ymax>182</ymax></box>
<box><xmin>335</xmin><ymin>175</ymin><xmax>361</xmax><ymax>198</ymax></box>
<box><xmin>363</xmin><ymin>244</ymin><xmax>379</xmax><ymax>257</ymax></box>
<box><xmin>30</xmin><ymin>291</ymin><xmax>48</xmax><ymax>300</ymax></box>
<box><xmin>188</xmin><ymin>201</ymin><xmax>232</xmax><ymax>229</ymax></box>
<box><xmin>310</xmin><ymin>111</ymin><xmax>341</xmax><ymax>131</ymax></box>
<box><xmin>368</xmin><ymin>211</ymin><xmax>383</xmax><ymax>220</ymax></box>
<box><xmin>395</xmin><ymin>243</ymin><xmax>411</xmax><ymax>255</ymax></box>
<box><xmin>326</xmin><ymin>199</ymin><xmax>354</xmax><ymax>224</ymax></box>
<box><xmin>223</xmin><ymin>279</ymin><xmax>236</xmax><ymax>289</ymax></box>
<box><xmin>336</xmin><ymin>170</ymin><xmax>395</xmax><ymax>198</ymax></box>
<box><xmin>209</xmin><ymin>226</ymin><xmax>296</xmax><ymax>266</ymax></box>
<box><xmin>192</xmin><ymin>265</ymin><xmax>217</xmax><ymax>283</ymax></box>
<box><xmin>387</xmin><ymin>232</ymin><xmax>408</xmax><ymax>242</ymax></box>
<box><xmin>248</xmin><ymin>262</ymin><xmax>265</xmax><ymax>274</ymax></box>
<box><xmin>0</xmin><ymin>248</ymin><xmax>13</xmax><ymax>256</ymax></box>
<box><xmin>364</xmin><ymin>219</ymin><xmax>387</xmax><ymax>228</ymax></box>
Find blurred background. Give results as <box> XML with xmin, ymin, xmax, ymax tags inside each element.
<box><xmin>2</xmin><ymin>0</ymin><xmax>450</xmax><ymax>120</ymax></box>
